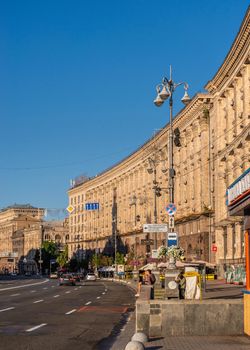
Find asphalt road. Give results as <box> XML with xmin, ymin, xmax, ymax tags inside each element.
<box><xmin>0</xmin><ymin>277</ymin><xmax>135</xmax><ymax>350</ymax></box>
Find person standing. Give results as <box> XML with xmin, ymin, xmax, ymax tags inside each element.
<box><xmin>175</xmin><ymin>271</ymin><xmax>186</xmax><ymax>299</ymax></box>
<box><xmin>144</xmin><ymin>269</ymin><xmax>156</xmax><ymax>299</ymax></box>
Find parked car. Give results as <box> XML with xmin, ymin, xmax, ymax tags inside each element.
<box><xmin>86</xmin><ymin>273</ymin><xmax>96</xmax><ymax>281</ymax></box>
<box><xmin>50</xmin><ymin>273</ymin><xmax>58</xmax><ymax>279</ymax></box>
<box><xmin>59</xmin><ymin>274</ymin><xmax>76</xmax><ymax>286</ymax></box>
<box><xmin>71</xmin><ymin>273</ymin><xmax>80</xmax><ymax>282</ymax></box>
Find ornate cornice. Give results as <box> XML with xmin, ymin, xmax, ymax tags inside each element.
<box><xmin>217</xmin><ymin>124</ymin><xmax>250</xmax><ymax>161</ymax></box>
<box><xmin>205</xmin><ymin>6</ymin><xmax>250</xmax><ymax>94</ymax></box>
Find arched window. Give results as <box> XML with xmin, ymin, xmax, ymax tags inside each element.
<box><xmin>55</xmin><ymin>234</ymin><xmax>61</xmax><ymax>243</ymax></box>
<box><xmin>187</xmin><ymin>244</ymin><xmax>192</xmax><ymax>254</ymax></box>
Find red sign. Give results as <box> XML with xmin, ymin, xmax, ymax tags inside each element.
<box><xmin>212</xmin><ymin>244</ymin><xmax>217</xmax><ymax>252</ymax></box>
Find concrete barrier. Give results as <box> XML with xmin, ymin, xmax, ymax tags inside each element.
<box><xmin>136</xmin><ymin>299</ymin><xmax>244</xmax><ymax>337</ymax></box>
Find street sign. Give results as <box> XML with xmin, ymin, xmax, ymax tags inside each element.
<box><xmin>66</xmin><ymin>205</ymin><xmax>75</xmax><ymax>214</ymax></box>
<box><xmin>141</xmin><ymin>239</ymin><xmax>154</xmax><ymax>245</ymax></box>
<box><xmin>85</xmin><ymin>202</ymin><xmax>100</xmax><ymax>211</ymax></box>
<box><xmin>169</xmin><ymin>215</ymin><xmax>175</xmax><ymax>229</ymax></box>
<box><xmin>212</xmin><ymin>244</ymin><xmax>217</xmax><ymax>252</ymax></box>
<box><xmin>167</xmin><ymin>232</ymin><xmax>178</xmax><ymax>247</ymax></box>
<box><xmin>38</xmin><ymin>260</ymin><xmax>43</xmax><ymax>264</ymax></box>
<box><xmin>143</xmin><ymin>224</ymin><xmax>168</xmax><ymax>233</ymax></box>
<box><xmin>117</xmin><ymin>264</ymin><xmax>125</xmax><ymax>273</ymax></box>
<box><xmin>166</xmin><ymin>203</ymin><xmax>176</xmax><ymax>215</ymax></box>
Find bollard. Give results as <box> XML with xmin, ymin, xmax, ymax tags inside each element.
<box><xmin>131</xmin><ymin>332</ymin><xmax>148</xmax><ymax>344</ymax></box>
<box><xmin>125</xmin><ymin>340</ymin><xmax>145</xmax><ymax>350</ymax></box>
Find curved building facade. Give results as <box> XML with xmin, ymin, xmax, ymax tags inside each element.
<box><xmin>68</xmin><ymin>7</ymin><xmax>250</xmax><ymax>274</ymax></box>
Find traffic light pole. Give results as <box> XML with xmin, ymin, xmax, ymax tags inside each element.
<box><xmin>153</xmin><ymin>169</ymin><xmax>157</xmax><ymax>250</ymax></box>
<box><xmin>168</xmin><ymin>69</ymin><xmax>175</xmax><ymax>234</ymax></box>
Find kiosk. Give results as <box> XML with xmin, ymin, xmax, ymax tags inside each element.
<box><xmin>227</xmin><ymin>168</ymin><xmax>250</xmax><ymax>335</ymax></box>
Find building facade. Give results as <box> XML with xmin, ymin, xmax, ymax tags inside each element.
<box><xmin>0</xmin><ymin>204</ymin><xmax>44</xmax><ymax>273</ymax></box>
<box><xmin>0</xmin><ymin>204</ymin><xmax>69</xmax><ymax>273</ymax></box>
<box><xmin>67</xmin><ymin>8</ymin><xmax>250</xmax><ymax>274</ymax></box>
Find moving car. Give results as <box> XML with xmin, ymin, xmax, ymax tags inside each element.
<box><xmin>50</xmin><ymin>272</ymin><xmax>58</xmax><ymax>279</ymax></box>
<box><xmin>59</xmin><ymin>274</ymin><xmax>76</xmax><ymax>286</ymax></box>
<box><xmin>86</xmin><ymin>272</ymin><xmax>96</xmax><ymax>281</ymax></box>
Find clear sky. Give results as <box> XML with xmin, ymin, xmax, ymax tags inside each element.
<box><xmin>0</xmin><ymin>0</ymin><xmax>249</xmax><ymax>218</ymax></box>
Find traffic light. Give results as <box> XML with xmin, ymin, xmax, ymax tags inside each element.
<box><xmin>155</xmin><ymin>187</ymin><xmax>162</xmax><ymax>197</ymax></box>
<box><xmin>174</xmin><ymin>127</ymin><xmax>181</xmax><ymax>147</ymax></box>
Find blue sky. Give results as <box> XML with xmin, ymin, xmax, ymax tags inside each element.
<box><xmin>0</xmin><ymin>0</ymin><xmax>249</xmax><ymax>217</ymax></box>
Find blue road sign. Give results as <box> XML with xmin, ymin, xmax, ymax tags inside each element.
<box><xmin>166</xmin><ymin>203</ymin><xmax>176</xmax><ymax>215</ymax></box>
<box><xmin>85</xmin><ymin>202</ymin><xmax>100</xmax><ymax>211</ymax></box>
<box><xmin>167</xmin><ymin>232</ymin><xmax>178</xmax><ymax>247</ymax></box>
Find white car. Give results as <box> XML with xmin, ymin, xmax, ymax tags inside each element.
<box><xmin>86</xmin><ymin>273</ymin><xmax>96</xmax><ymax>281</ymax></box>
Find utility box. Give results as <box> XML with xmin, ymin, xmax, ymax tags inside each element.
<box><xmin>165</xmin><ymin>269</ymin><xmax>179</xmax><ymax>298</ymax></box>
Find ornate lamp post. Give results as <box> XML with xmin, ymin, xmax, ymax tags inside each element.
<box><xmin>154</xmin><ymin>66</ymin><xmax>191</xmax><ymax>232</ymax></box>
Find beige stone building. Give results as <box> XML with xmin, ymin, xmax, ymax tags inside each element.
<box><xmin>67</xmin><ymin>8</ymin><xmax>250</xmax><ymax>274</ymax></box>
<box><xmin>0</xmin><ymin>204</ymin><xmax>69</xmax><ymax>273</ymax></box>
<box><xmin>0</xmin><ymin>204</ymin><xmax>44</xmax><ymax>273</ymax></box>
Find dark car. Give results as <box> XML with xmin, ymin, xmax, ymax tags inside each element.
<box><xmin>59</xmin><ymin>274</ymin><xmax>76</xmax><ymax>286</ymax></box>
<box><xmin>72</xmin><ymin>273</ymin><xmax>81</xmax><ymax>282</ymax></box>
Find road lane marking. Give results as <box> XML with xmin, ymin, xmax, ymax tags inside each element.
<box><xmin>74</xmin><ymin>288</ymin><xmax>78</xmax><ymax>290</ymax></box>
<box><xmin>0</xmin><ymin>279</ymin><xmax>49</xmax><ymax>292</ymax></box>
<box><xmin>43</xmin><ymin>287</ymin><xmax>48</xmax><ymax>290</ymax></box>
<box><xmin>30</xmin><ymin>290</ymin><xmax>36</xmax><ymax>293</ymax></box>
<box><xmin>0</xmin><ymin>307</ymin><xmax>15</xmax><ymax>313</ymax></box>
<box><xmin>65</xmin><ymin>291</ymin><xmax>71</xmax><ymax>294</ymax></box>
<box><xmin>65</xmin><ymin>309</ymin><xmax>76</xmax><ymax>315</ymax></box>
<box><xmin>33</xmin><ymin>299</ymin><xmax>44</xmax><ymax>304</ymax></box>
<box><xmin>53</xmin><ymin>295</ymin><xmax>60</xmax><ymax>298</ymax></box>
<box><xmin>10</xmin><ymin>293</ymin><xmax>20</xmax><ymax>296</ymax></box>
<box><xmin>97</xmin><ymin>296</ymin><xmax>101</xmax><ymax>299</ymax></box>
<box><xmin>51</xmin><ymin>286</ymin><xmax>55</xmax><ymax>288</ymax></box>
<box><xmin>85</xmin><ymin>301</ymin><xmax>91</xmax><ymax>305</ymax></box>
<box><xmin>102</xmin><ymin>292</ymin><xmax>105</xmax><ymax>295</ymax></box>
<box><xmin>26</xmin><ymin>323</ymin><xmax>47</xmax><ymax>332</ymax></box>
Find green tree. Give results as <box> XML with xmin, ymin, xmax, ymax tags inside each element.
<box><xmin>115</xmin><ymin>252</ymin><xmax>125</xmax><ymax>264</ymax></box>
<box><xmin>41</xmin><ymin>241</ymin><xmax>59</xmax><ymax>273</ymax></box>
<box><xmin>99</xmin><ymin>254</ymin><xmax>113</xmax><ymax>266</ymax></box>
<box><xmin>91</xmin><ymin>254</ymin><xmax>101</xmax><ymax>268</ymax></box>
<box><xmin>56</xmin><ymin>245</ymin><xmax>68</xmax><ymax>268</ymax></box>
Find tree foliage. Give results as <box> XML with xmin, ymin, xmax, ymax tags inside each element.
<box><xmin>56</xmin><ymin>245</ymin><xmax>68</xmax><ymax>268</ymax></box>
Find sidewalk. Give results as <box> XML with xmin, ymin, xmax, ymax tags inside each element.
<box><xmin>110</xmin><ymin>279</ymin><xmax>249</xmax><ymax>350</ymax></box>
<box><xmin>144</xmin><ymin>335</ymin><xmax>250</xmax><ymax>349</ymax></box>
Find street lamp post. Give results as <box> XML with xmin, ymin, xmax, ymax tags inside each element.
<box><xmin>154</xmin><ymin>66</ymin><xmax>191</xmax><ymax>232</ymax></box>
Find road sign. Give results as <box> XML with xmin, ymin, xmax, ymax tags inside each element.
<box><xmin>66</xmin><ymin>205</ymin><xmax>75</xmax><ymax>214</ymax></box>
<box><xmin>117</xmin><ymin>264</ymin><xmax>125</xmax><ymax>273</ymax></box>
<box><xmin>38</xmin><ymin>260</ymin><xmax>43</xmax><ymax>264</ymax></box>
<box><xmin>166</xmin><ymin>203</ymin><xmax>176</xmax><ymax>215</ymax></box>
<box><xmin>143</xmin><ymin>224</ymin><xmax>168</xmax><ymax>233</ymax></box>
<box><xmin>167</xmin><ymin>232</ymin><xmax>178</xmax><ymax>247</ymax></box>
<box><xmin>85</xmin><ymin>202</ymin><xmax>100</xmax><ymax>211</ymax></box>
<box><xmin>212</xmin><ymin>244</ymin><xmax>217</xmax><ymax>252</ymax></box>
<box><xmin>169</xmin><ymin>215</ymin><xmax>175</xmax><ymax>229</ymax></box>
<box><xmin>141</xmin><ymin>239</ymin><xmax>154</xmax><ymax>245</ymax></box>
